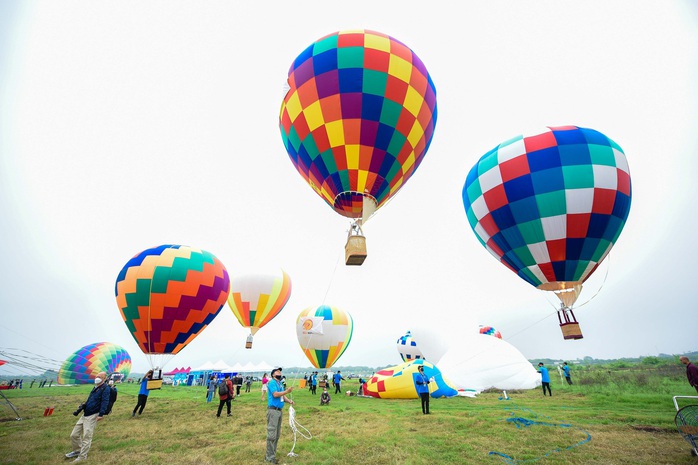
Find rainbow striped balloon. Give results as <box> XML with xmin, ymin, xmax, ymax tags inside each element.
<box><xmin>296</xmin><ymin>305</ymin><xmax>353</xmax><ymax>369</ymax></box>
<box><xmin>227</xmin><ymin>269</ymin><xmax>292</xmax><ymax>336</ymax></box>
<box><xmin>58</xmin><ymin>342</ymin><xmax>131</xmax><ymax>385</ymax></box>
<box><xmin>115</xmin><ymin>245</ymin><xmax>230</xmax><ymax>358</ymax></box>
<box><xmin>280</xmin><ymin>30</ymin><xmax>437</xmax><ymax>220</ymax></box>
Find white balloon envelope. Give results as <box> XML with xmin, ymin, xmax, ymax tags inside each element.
<box><xmin>437</xmin><ymin>334</ymin><xmax>540</xmax><ymax>392</ymax></box>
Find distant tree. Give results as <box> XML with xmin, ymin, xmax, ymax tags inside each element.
<box><xmin>641</xmin><ymin>356</ymin><xmax>661</xmax><ymax>366</ymax></box>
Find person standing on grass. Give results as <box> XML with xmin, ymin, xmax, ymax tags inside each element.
<box><xmin>64</xmin><ymin>371</ymin><xmax>111</xmax><ymax>463</ymax></box>
<box><xmin>680</xmin><ymin>356</ymin><xmax>698</xmax><ymax>394</ymax></box>
<box><xmin>265</xmin><ymin>367</ymin><xmax>294</xmax><ymax>464</ymax></box>
<box><xmin>538</xmin><ymin>363</ymin><xmax>552</xmax><ymax>396</ymax></box>
<box><xmin>216</xmin><ymin>374</ymin><xmax>234</xmax><ymax>417</ymax></box>
<box><xmin>415</xmin><ymin>365</ymin><xmax>431</xmax><ymax>414</ymax></box>
<box><xmin>563</xmin><ymin>362</ymin><xmax>573</xmax><ymax>385</ymax></box>
<box><xmin>333</xmin><ymin>370</ymin><xmax>345</xmax><ymax>394</ymax></box>
<box><xmin>206</xmin><ymin>375</ymin><xmax>216</xmax><ymax>403</ymax></box>
<box><xmin>261</xmin><ymin>373</ymin><xmax>269</xmax><ymax>401</ymax></box>
<box><xmin>132</xmin><ymin>370</ymin><xmax>153</xmax><ymax>417</ymax></box>
<box><xmin>310</xmin><ymin>371</ymin><xmax>318</xmax><ymax>395</ymax></box>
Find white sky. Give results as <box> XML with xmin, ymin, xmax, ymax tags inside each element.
<box><xmin>1</xmin><ymin>1</ymin><xmax>697</xmax><ymax>375</ymax></box>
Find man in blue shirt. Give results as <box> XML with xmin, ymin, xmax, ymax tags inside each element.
<box><xmin>563</xmin><ymin>362</ymin><xmax>572</xmax><ymax>385</ymax></box>
<box><xmin>538</xmin><ymin>363</ymin><xmax>552</xmax><ymax>396</ymax></box>
<box><xmin>415</xmin><ymin>365</ymin><xmax>431</xmax><ymax>414</ymax></box>
<box><xmin>265</xmin><ymin>367</ymin><xmax>294</xmax><ymax>464</ymax></box>
<box><xmin>332</xmin><ymin>370</ymin><xmax>345</xmax><ymax>394</ymax></box>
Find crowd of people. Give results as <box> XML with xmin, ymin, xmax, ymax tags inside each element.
<box><xmin>55</xmin><ymin>356</ymin><xmax>698</xmax><ymax>463</ymax></box>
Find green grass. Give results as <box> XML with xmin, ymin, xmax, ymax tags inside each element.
<box><xmin>1</xmin><ymin>372</ymin><xmax>697</xmax><ymax>465</ymax></box>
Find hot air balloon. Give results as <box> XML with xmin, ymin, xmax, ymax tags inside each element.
<box><xmin>462</xmin><ymin>126</ymin><xmax>632</xmax><ymax>340</ymax></box>
<box><xmin>296</xmin><ymin>305</ymin><xmax>353</xmax><ymax>368</ymax></box>
<box><xmin>396</xmin><ymin>330</ymin><xmax>423</xmax><ymax>362</ymax></box>
<box><xmin>479</xmin><ymin>325</ymin><xmax>502</xmax><ymax>339</ymax></box>
<box><xmin>115</xmin><ymin>244</ymin><xmax>230</xmax><ymax>369</ymax></box>
<box><xmin>280</xmin><ymin>30</ymin><xmax>438</xmax><ymax>265</ymax></box>
<box><xmin>363</xmin><ymin>359</ymin><xmax>458</xmax><ymax>399</ymax></box>
<box><xmin>58</xmin><ymin>342</ymin><xmax>132</xmax><ymax>385</ymax></box>
<box><xmin>227</xmin><ymin>269</ymin><xmax>292</xmax><ymax>349</ymax></box>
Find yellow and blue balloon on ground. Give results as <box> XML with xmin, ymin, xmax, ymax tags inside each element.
<box><xmin>364</xmin><ymin>359</ymin><xmax>458</xmax><ymax>399</ymax></box>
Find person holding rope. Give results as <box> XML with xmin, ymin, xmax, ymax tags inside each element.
<box><xmin>265</xmin><ymin>367</ymin><xmax>294</xmax><ymax>464</ymax></box>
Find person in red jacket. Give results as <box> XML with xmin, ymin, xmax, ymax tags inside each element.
<box><xmin>680</xmin><ymin>356</ymin><xmax>698</xmax><ymax>394</ymax></box>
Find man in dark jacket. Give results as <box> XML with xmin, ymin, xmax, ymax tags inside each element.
<box><xmin>64</xmin><ymin>371</ymin><xmax>111</xmax><ymax>462</ymax></box>
<box><xmin>680</xmin><ymin>356</ymin><xmax>698</xmax><ymax>394</ymax></box>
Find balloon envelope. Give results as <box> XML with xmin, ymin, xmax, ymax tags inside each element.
<box><xmin>364</xmin><ymin>359</ymin><xmax>458</xmax><ymax>399</ymax></box>
<box><xmin>462</xmin><ymin>126</ymin><xmax>632</xmax><ymax>293</ymax></box>
<box><xmin>58</xmin><ymin>342</ymin><xmax>131</xmax><ymax>385</ymax></box>
<box><xmin>396</xmin><ymin>330</ymin><xmax>423</xmax><ymax>362</ymax></box>
<box><xmin>479</xmin><ymin>325</ymin><xmax>502</xmax><ymax>339</ymax></box>
<box><xmin>280</xmin><ymin>30</ymin><xmax>438</xmax><ymax>220</ymax></box>
<box><xmin>114</xmin><ymin>245</ymin><xmax>230</xmax><ymax>361</ymax></box>
<box><xmin>438</xmin><ymin>334</ymin><xmax>540</xmax><ymax>392</ymax></box>
<box><xmin>408</xmin><ymin>327</ymin><xmax>448</xmax><ymax>364</ymax></box>
<box><xmin>227</xmin><ymin>269</ymin><xmax>292</xmax><ymax>336</ymax></box>
<box><xmin>296</xmin><ymin>305</ymin><xmax>353</xmax><ymax>368</ymax></box>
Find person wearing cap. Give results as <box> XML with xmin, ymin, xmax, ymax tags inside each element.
<box><xmin>415</xmin><ymin>364</ymin><xmax>431</xmax><ymax>414</ymax></box>
<box><xmin>265</xmin><ymin>367</ymin><xmax>294</xmax><ymax>464</ymax></box>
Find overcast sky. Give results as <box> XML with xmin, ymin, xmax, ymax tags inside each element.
<box><xmin>1</xmin><ymin>1</ymin><xmax>697</xmax><ymax>376</ymax></box>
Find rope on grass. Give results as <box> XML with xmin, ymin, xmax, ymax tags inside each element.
<box><xmin>287</xmin><ymin>405</ymin><xmax>312</xmax><ymax>457</ymax></box>
<box><xmin>488</xmin><ymin>409</ymin><xmax>592</xmax><ymax>464</ymax></box>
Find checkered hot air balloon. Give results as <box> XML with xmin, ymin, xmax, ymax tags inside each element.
<box><xmin>280</xmin><ymin>30</ymin><xmax>438</xmax><ymax>264</ymax></box>
<box><xmin>479</xmin><ymin>326</ymin><xmax>502</xmax><ymax>339</ymax></box>
<box><xmin>396</xmin><ymin>330</ymin><xmax>423</xmax><ymax>362</ymax></box>
<box><xmin>296</xmin><ymin>305</ymin><xmax>353</xmax><ymax>369</ymax></box>
<box><xmin>115</xmin><ymin>245</ymin><xmax>230</xmax><ymax>368</ymax></box>
<box><xmin>462</xmin><ymin>126</ymin><xmax>632</xmax><ymax>340</ymax></box>
<box><xmin>227</xmin><ymin>269</ymin><xmax>292</xmax><ymax>349</ymax></box>
<box><xmin>58</xmin><ymin>342</ymin><xmax>131</xmax><ymax>385</ymax></box>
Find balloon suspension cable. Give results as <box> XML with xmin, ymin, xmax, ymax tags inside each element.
<box><xmin>322</xmin><ymin>250</ymin><xmax>342</xmax><ymax>306</ymax></box>
<box><xmin>574</xmin><ymin>254</ymin><xmax>611</xmax><ymax>309</ymax></box>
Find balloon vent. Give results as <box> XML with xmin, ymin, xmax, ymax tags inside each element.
<box><xmin>345</xmin><ymin>235</ymin><xmax>367</xmax><ymax>266</ymax></box>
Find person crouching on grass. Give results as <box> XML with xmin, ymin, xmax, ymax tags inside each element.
<box><xmin>64</xmin><ymin>371</ymin><xmax>111</xmax><ymax>463</ymax></box>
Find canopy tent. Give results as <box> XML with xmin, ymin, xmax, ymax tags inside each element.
<box><xmin>163</xmin><ymin>367</ymin><xmax>191</xmax><ymax>376</ymax></box>
<box><xmin>190</xmin><ymin>361</ymin><xmax>274</xmax><ymax>374</ymax></box>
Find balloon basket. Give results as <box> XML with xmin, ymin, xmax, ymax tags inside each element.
<box><xmin>245</xmin><ymin>335</ymin><xmax>253</xmax><ymax>349</ymax></box>
<box><xmin>146</xmin><ymin>379</ymin><xmax>163</xmax><ymax>390</ymax></box>
<box><xmin>345</xmin><ymin>235</ymin><xmax>367</xmax><ymax>266</ymax></box>
<box><xmin>557</xmin><ymin>306</ymin><xmax>583</xmax><ymax>340</ymax></box>
<box><xmin>559</xmin><ymin>322</ymin><xmax>583</xmax><ymax>340</ymax></box>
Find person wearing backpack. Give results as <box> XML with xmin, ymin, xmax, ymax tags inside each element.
<box><xmin>105</xmin><ymin>380</ymin><xmax>118</xmax><ymax>415</ymax></box>
<box><xmin>216</xmin><ymin>374</ymin><xmax>234</xmax><ymax>417</ymax></box>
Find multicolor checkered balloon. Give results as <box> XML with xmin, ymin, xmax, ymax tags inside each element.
<box><xmin>58</xmin><ymin>342</ymin><xmax>131</xmax><ymax>385</ymax></box>
<box><xmin>296</xmin><ymin>305</ymin><xmax>353</xmax><ymax>369</ymax></box>
<box><xmin>280</xmin><ymin>30</ymin><xmax>438</xmax><ymax>219</ymax></box>
<box><xmin>115</xmin><ymin>245</ymin><xmax>230</xmax><ymax>358</ymax></box>
<box><xmin>479</xmin><ymin>326</ymin><xmax>502</xmax><ymax>339</ymax></box>
<box><xmin>396</xmin><ymin>330</ymin><xmax>423</xmax><ymax>362</ymax></box>
<box><xmin>462</xmin><ymin>126</ymin><xmax>632</xmax><ymax>292</ymax></box>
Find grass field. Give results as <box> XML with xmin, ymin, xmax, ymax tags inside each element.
<box><xmin>1</xmin><ymin>367</ymin><xmax>697</xmax><ymax>465</ymax></box>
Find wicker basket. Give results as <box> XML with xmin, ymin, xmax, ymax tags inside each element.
<box><xmin>146</xmin><ymin>379</ymin><xmax>163</xmax><ymax>390</ymax></box>
<box><xmin>345</xmin><ymin>235</ymin><xmax>367</xmax><ymax>265</ymax></box>
<box><xmin>560</xmin><ymin>322</ymin><xmax>583</xmax><ymax>340</ymax></box>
